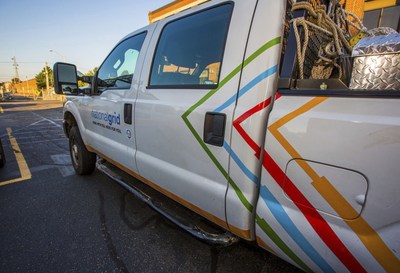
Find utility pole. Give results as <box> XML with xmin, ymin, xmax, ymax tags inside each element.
<box><xmin>11</xmin><ymin>56</ymin><xmax>20</xmax><ymax>83</ymax></box>
<box><xmin>44</xmin><ymin>62</ymin><xmax>50</xmax><ymax>92</ymax></box>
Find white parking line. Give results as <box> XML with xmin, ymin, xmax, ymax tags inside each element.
<box><xmin>0</xmin><ymin>115</ymin><xmax>63</xmax><ymax>139</ymax></box>
<box><xmin>31</xmin><ymin>112</ymin><xmax>62</xmax><ymax>128</ymax></box>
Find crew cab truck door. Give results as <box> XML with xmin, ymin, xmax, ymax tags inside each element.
<box><xmin>134</xmin><ymin>0</ymin><xmax>258</xmax><ymax>235</ymax></box>
<box><xmin>84</xmin><ymin>29</ymin><xmax>151</xmax><ymax>173</ymax></box>
<box><xmin>225</xmin><ymin>1</ymin><xmax>286</xmax><ymax>240</ymax></box>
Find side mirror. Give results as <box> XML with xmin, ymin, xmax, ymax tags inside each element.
<box><xmin>53</xmin><ymin>62</ymin><xmax>79</xmax><ymax>95</ymax></box>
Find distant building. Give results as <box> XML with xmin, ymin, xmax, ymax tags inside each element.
<box><xmin>11</xmin><ymin>79</ymin><xmax>38</xmax><ymax>96</ymax></box>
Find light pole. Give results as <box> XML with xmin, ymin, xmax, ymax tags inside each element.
<box><xmin>26</xmin><ymin>76</ymin><xmax>29</xmax><ymax>96</ymax></box>
<box><xmin>49</xmin><ymin>49</ymin><xmax>66</xmax><ymax>62</ymax></box>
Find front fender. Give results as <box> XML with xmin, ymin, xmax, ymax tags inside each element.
<box><xmin>63</xmin><ymin>97</ymin><xmax>91</xmax><ymax>146</ymax></box>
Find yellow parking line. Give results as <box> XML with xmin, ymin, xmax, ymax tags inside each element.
<box><xmin>0</xmin><ymin>128</ymin><xmax>32</xmax><ymax>186</ymax></box>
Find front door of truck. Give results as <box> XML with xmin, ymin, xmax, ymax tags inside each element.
<box><xmin>84</xmin><ymin>30</ymin><xmax>151</xmax><ymax>173</ymax></box>
<box><xmin>134</xmin><ymin>0</ymin><xmax>258</xmax><ymax>235</ymax></box>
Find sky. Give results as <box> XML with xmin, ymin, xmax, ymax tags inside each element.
<box><xmin>0</xmin><ymin>0</ymin><xmax>171</xmax><ymax>82</ymax></box>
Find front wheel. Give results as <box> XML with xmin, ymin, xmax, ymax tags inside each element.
<box><xmin>69</xmin><ymin>126</ymin><xmax>96</xmax><ymax>175</ymax></box>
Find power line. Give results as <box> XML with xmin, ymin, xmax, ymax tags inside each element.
<box><xmin>0</xmin><ymin>57</ymin><xmax>52</xmax><ymax>82</ymax></box>
<box><xmin>0</xmin><ymin>61</ymin><xmax>46</xmax><ymax>63</ymax></box>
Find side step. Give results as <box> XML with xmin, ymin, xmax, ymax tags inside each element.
<box><xmin>96</xmin><ymin>159</ymin><xmax>239</xmax><ymax>247</ymax></box>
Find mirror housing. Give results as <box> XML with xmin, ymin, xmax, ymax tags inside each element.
<box><xmin>80</xmin><ymin>75</ymin><xmax>93</xmax><ymax>84</ymax></box>
<box><xmin>53</xmin><ymin>62</ymin><xmax>79</xmax><ymax>95</ymax></box>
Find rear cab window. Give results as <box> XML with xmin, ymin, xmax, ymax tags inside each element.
<box><xmin>148</xmin><ymin>3</ymin><xmax>233</xmax><ymax>89</ymax></box>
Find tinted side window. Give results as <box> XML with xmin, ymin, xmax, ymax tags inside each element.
<box><xmin>97</xmin><ymin>32</ymin><xmax>146</xmax><ymax>91</ymax></box>
<box><xmin>149</xmin><ymin>4</ymin><xmax>233</xmax><ymax>88</ymax></box>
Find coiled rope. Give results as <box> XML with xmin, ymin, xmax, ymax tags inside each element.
<box><xmin>291</xmin><ymin>1</ymin><xmax>364</xmax><ymax>79</ymax></box>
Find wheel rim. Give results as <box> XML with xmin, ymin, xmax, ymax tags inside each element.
<box><xmin>71</xmin><ymin>140</ymin><xmax>79</xmax><ymax>167</ymax></box>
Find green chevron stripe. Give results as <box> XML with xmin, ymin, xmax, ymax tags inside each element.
<box><xmin>183</xmin><ymin>36</ymin><xmax>281</xmax><ymax>121</ymax></box>
<box><xmin>256</xmin><ymin>215</ymin><xmax>312</xmax><ymax>273</ymax></box>
<box><xmin>181</xmin><ymin>35</ymin><xmax>310</xmax><ymax>270</ymax></box>
<box><xmin>181</xmin><ymin>36</ymin><xmax>281</xmax><ymax>211</ymax></box>
<box><xmin>182</xmin><ymin>116</ymin><xmax>254</xmax><ymax>212</ymax></box>
<box><xmin>182</xmin><ymin>117</ymin><xmax>228</xmax><ymax>178</ymax></box>
<box><xmin>228</xmin><ymin>177</ymin><xmax>253</xmax><ymax>211</ymax></box>
<box><xmin>243</xmin><ymin>36</ymin><xmax>281</xmax><ymax>67</ymax></box>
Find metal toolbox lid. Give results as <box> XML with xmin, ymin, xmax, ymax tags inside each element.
<box><xmin>352</xmin><ymin>33</ymin><xmax>400</xmax><ymax>57</ymax></box>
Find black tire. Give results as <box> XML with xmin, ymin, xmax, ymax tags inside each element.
<box><xmin>0</xmin><ymin>138</ymin><xmax>5</xmax><ymax>168</ymax></box>
<box><xmin>69</xmin><ymin>126</ymin><xmax>96</xmax><ymax>175</ymax></box>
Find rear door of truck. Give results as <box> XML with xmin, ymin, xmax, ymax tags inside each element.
<box><xmin>134</xmin><ymin>0</ymin><xmax>258</xmax><ymax>234</ymax></box>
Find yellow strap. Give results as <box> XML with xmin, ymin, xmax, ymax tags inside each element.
<box><xmin>340</xmin><ymin>0</ymin><xmax>365</xmax><ymax>35</ymax></box>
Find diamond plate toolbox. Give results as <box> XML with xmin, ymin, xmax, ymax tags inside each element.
<box><xmin>350</xmin><ymin>33</ymin><xmax>400</xmax><ymax>90</ymax></box>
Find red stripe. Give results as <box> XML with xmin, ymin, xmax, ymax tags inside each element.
<box><xmin>233</xmin><ymin>97</ymin><xmax>272</xmax><ymax>158</ymax></box>
<box><xmin>233</xmin><ymin>94</ymin><xmax>365</xmax><ymax>272</ymax></box>
<box><xmin>262</xmin><ymin>151</ymin><xmax>366</xmax><ymax>273</ymax></box>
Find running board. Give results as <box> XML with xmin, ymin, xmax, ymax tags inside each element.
<box><xmin>96</xmin><ymin>159</ymin><xmax>239</xmax><ymax>247</ymax></box>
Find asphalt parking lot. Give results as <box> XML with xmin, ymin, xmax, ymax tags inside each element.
<box><xmin>0</xmin><ymin>99</ymin><xmax>299</xmax><ymax>273</ymax></box>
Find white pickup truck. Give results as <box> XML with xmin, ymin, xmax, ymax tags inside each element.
<box><xmin>53</xmin><ymin>0</ymin><xmax>400</xmax><ymax>272</ymax></box>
